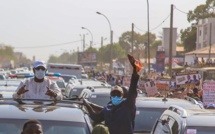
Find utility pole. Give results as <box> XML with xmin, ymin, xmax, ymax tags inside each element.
<box><xmin>110</xmin><ymin>30</ymin><xmax>113</xmax><ymax>73</ymax></box>
<box><xmin>169</xmin><ymin>4</ymin><xmax>174</xmax><ymax>77</ymax></box>
<box><xmin>209</xmin><ymin>23</ymin><xmax>212</xmax><ymax>59</ymax></box>
<box><xmin>131</xmin><ymin>23</ymin><xmax>134</xmax><ymax>55</ymax></box>
<box><xmin>101</xmin><ymin>37</ymin><xmax>103</xmax><ymax>47</ymax></box>
<box><xmin>147</xmin><ymin>0</ymin><xmax>150</xmax><ymax>74</ymax></box>
<box><xmin>83</xmin><ymin>34</ymin><xmax>85</xmax><ymax>51</ymax></box>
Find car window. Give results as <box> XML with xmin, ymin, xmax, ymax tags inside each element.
<box><xmin>135</xmin><ymin>108</ymin><xmax>166</xmax><ymax>132</ymax></box>
<box><xmin>56</xmin><ymin>81</ymin><xmax>65</xmax><ymax>88</ymax></box>
<box><xmin>0</xmin><ymin>75</ymin><xmax>4</xmax><ymax>80</ymax></box>
<box><xmin>65</xmin><ymin>83</ymin><xmax>73</xmax><ymax>97</ymax></box>
<box><xmin>69</xmin><ymin>88</ymin><xmax>84</xmax><ymax>97</ymax></box>
<box><xmin>168</xmin><ymin>117</ymin><xmax>179</xmax><ymax>134</ymax></box>
<box><xmin>88</xmin><ymin>95</ymin><xmax>110</xmax><ymax>106</ymax></box>
<box><xmin>153</xmin><ymin>119</ymin><xmax>171</xmax><ymax>134</ymax></box>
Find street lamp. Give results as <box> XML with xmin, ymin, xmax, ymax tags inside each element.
<box><xmin>81</xmin><ymin>27</ymin><xmax>93</xmax><ymax>48</ymax></box>
<box><xmin>96</xmin><ymin>11</ymin><xmax>113</xmax><ymax>72</ymax></box>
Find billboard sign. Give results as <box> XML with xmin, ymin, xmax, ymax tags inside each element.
<box><xmin>176</xmin><ymin>71</ymin><xmax>201</xmax><ymax>87</ymax></box>
<box><xmin>156</xmin><ymin>51</ymin><xmax>165</xmax><ymax>72</ymax></box>
<box><xmin>78</xmin><ymin>52</ymin><xmax>97</xmax><ymax>64</ymax></box>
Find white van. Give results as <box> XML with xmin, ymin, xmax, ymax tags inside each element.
<box><xmin>47</xmin><ymin>63</ymin><xmax>83</xmax><ymax>79</ymax></box>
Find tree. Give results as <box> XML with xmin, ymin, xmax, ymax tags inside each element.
<box><xmin>188</xmin><ymin>0</ymin><xmax>215</xmax><ymax>23</ymax></box>
<box><xmin>181</xmin><ymin>27</ymin><xmax>197</xmax><ymax>52</ymax></box>
<box><xmin>97</xmin><ymin>43</ymin><xmax>125</xmax><ymax>64</ymax></box>
<box><xmin>118</xmin><ymin>31</ymin><xmax>157</xmax><ymax>58</ymax></box>
<box><xmin>181</xmin><ymin>0</ymin><xmax>215</xmax><ymax>52</ymax></box>
<box><xmin>48</xmin><ymin>55</ymin><xmax>59</xmax><ymax>63</ymax></box>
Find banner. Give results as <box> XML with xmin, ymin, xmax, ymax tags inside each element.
<box><xmin>78</xmin><ymin>52</ymin><xmax>97</xmax><ymax>64</ymax></box>
<box><xmin>144</xmin><ymin>81</ymin><xmax>158</xmax><ymax>97</ymax></box>
<box><xmin>203</xmin><ymin>81</ymin><xmax>215</xmax><ymax>105</ymax></box>
<box><xmin>176</xmin><ymin>71</ymin><xmax>201</xmax><ymax>88</ymax></box>
<box><xmin>123</xmin><ymin>76</ymin><xmax>131</xmax><ymax>87</ymax></box>
<box><xmin>156</xmin><ymin>51</ymin><xmax>165</xmax><ymax>72</ymax></box>
<box><xmin>156</xmin><ymin>80</ymin><xmax>170</xmax><ymax>96</ymax></box>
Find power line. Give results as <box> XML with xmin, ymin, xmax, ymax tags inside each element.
<box><xmin>174</xmin><ymin>6</ymin><xmax>188</xmax><ymax>15</ymax></box>
<box><xmin>134</xmin><ymin>14</ymin><xmax>170</xmax><ymax>33</ymax></box>
<box><xmin>150</xmin><ymin>14</ymin><xmax>170</xmax><ymax>32</ymax></box>
<box><xmin>14</xmin><ymin>40</ymin><xmax>82</xmax><ymax>49</ymax></box>
<box><xmin>134</xmin><ymin>25</ymin><xmax>146</xmax><ymax>32</ymax></box>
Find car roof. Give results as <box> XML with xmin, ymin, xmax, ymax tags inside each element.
<box><xmin>136</xmin><ymin>97</ymin><xmax>201</xmax><ymax>109</ymax></box>
<box><xmin>0</xmin><ymin>100</ymin><xmax>86</xmax><ymax>123</ymax></box>
<box><xmin>82</xmin><ymin>88</ymin><xmax>111</xmax><ymax>95</ymax></box>
<box><xmin>0</xmin><ymin>79</ymin><xmax>21</xmax><ymax>86</ymax></box>
<box><xmin>185</xmin><ymin>109</ymin><xmax>215</xmax><ymax>127</ymax></box>
<box><xmin>75</xmin><ymin>79</ymin><xmax>110</xmax><ymax>87</ymax></box>
<box><xmin>46</xmin><ymin>76</ymin><xmax>64</xmax><ymax>81</ymax></box>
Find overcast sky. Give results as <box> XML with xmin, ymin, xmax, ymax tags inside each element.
<box><xmin>0</xmin><ymin>0</ymin><xmax>206</xmax><ymax>61</ymax></box>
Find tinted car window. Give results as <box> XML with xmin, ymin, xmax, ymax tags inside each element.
<box><xmin>70</xmin><ymin>88</ymin><xmax>84</xmax><ymax>97</ymax></box>
<box><xmin>135</xmin><ymin>108</ymin><xmax>166</xmax><ymax>132</ymax></box>
<box><xmin>0</xmin><ymin>119</ymin><xmax>90</xmax><ymax>134</ymax></box>
<box><xmin>61</xmin><ymin>76</ymin><xmax>76</xmax><ymax>83</ymax></box>
<box><xmin>0</xmin><ymin>75</ymin><xmax>4</xmax><ymax>80</ymax></box>
<box><xmin>56</xmin><ymin>81</ymin><xmax>66</xmax><ymax>89</ymax></box>
<box><xmin>153</xmin><ymin>120</ymin><xmax>169</xmax><ymax>134</ymax></box>
<box><xmin>168</xmin><ymin>117</ymin><xmax>179</xmax><ymax>134</ymax></box>
<box><xmin>88</xmin><ymin>95</ymin><xmax>110</xmax><ymax>106</ymax></box>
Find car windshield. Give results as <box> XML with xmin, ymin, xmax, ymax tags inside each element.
<box><xmin>134</xmin><ymin>108</ymin><xmax>166</xmax><ymax>133</ymax></box>
<box><xmin>55</xmin><ymin>81</ymin><xmax>65</xmax><ymax>89</ymax></box>
<box><xmin>185</xmin><ymin>127</ymin><xmax>215</xmax><ymax>134</ymax></box>
<box><xmin>61</xmin><ymin>76</ymin><xmax>76</xmax><ymax>83</ymax></box>
<box><xmin>0</xmin><ymin>119</ymin><xmax>90</xmax><ymax>134</ymax></box>
<box><xmin>70</xmin><ymin>88</ymin><xmax>84</xmax><ymax>97</ymax></box>
<box><xmin>89</xmin><ymin>95</ymin><xmax>110</xmax><ymax>106</ymax></box>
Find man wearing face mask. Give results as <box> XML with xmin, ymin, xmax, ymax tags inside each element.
<box><xmin>13</xmin><ymin>61</ymin><xmax>62</xmax><ymax>100</ymax></box>
<box><xmin>83</xmin><ymin>54</ymin><xmax>139</xmax><ymax>134</ymax></box>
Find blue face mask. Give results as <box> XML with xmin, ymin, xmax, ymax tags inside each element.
<box><xmin>111</xmin><ymin>96</ymin><xmax>122</xmax><ymax>106</ymax></box>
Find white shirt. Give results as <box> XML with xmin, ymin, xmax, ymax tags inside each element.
<box><xmin>13</xmin><ymin>77</ymin><xmax>62</xmax><ymax>100</ymax></box>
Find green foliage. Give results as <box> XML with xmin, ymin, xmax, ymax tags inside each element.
<box><xmin>0</xmin><ymin>45</ymin><xmax>17</xmax><ymax>62</ymax></box>
<box><xmin>97</xmin><ymin>43</ymin><xmax>125</xmax><ymax>63</ymax></box>
<box><xmin>180</xmin><ymin>27</ymin><xmax>197</xmax><ymax>52</ymax></box>
<box><xmin>85</xmin><ymin>47</ymin><xmax>98</xmax><ymax>53</ymax></box>
<box><xmin>181</xmin><ymin>0</ymin><xmax>215</xmax><ymax>52</ymax></box>
<box><xmin>119</xmin><ymin>31</ymin><xmax>157</xmax><ymax>58</ymax></box>
<box><xmin>188</xmin><ymin>0</ymin><xmax>215</xmax><ymax>23</ymax></box>
<box><xmin>47</xmin><ymin>55</ymin><xmax>59</xmax><ymax>63</ymax></box>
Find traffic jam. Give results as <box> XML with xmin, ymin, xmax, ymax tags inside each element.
<box><xmin>0</xmin><ymin>0</ymin><xmax>215</xmax><ymax>134</ymax></box>
<box><xmin>0</xmin><ymin>55</ymin><xmax>215</xmax><ymax>134</ymax></box>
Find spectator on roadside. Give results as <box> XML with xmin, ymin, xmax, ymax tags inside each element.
<box><xmin>192</xmin><ymin>88</ymin><xmax>201</xmax><ymax>102</ymax></box>
<box><xmin>13</xmin><ymin>60</ymin><xmax>62</xmax><ymax>100</ymax></box>
<box><xmin>83</xmin><ymin>54</ymin><xmax>139</xmax><ymax>134</ymax></box>
<box><xmin>201</xmin><ymin>57</ymin><xmax>205</xmax><ymax>65</ymax></box>
<box><xmin>21</xmin><ymin>119</ymin><xmax>43</xmax><ymax>134</ymax></box>
<box><xmin>194</xmin><ymin>54</ymin><xmax>198</xmax><ymax>65</ymax></box>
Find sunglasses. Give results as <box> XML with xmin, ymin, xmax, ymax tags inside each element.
<box><xmin>111</xmin><ymin>91</ymin><xmax>122</xmax><ymax>97</ymax></box>
<box><xmin>35</xmin><ymin>67</ymin><xmax>46</xmax><ymax>71</ymax></box>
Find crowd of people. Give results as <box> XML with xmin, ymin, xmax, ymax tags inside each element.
<box><xmin>193</xmin><ymin>54</ymin><xmax>215</xmax><ymax>66</ymax></box>
<box><xmin>12</xmin><ymin>53</ymin><xmax>215</xmax><ymax>134</ymax></box>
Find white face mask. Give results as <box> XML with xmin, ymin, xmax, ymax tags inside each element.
<box><xmin>35</xmin><ymin>70</ymin><xmax>46</xmax><ymax>79</ymax></box>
